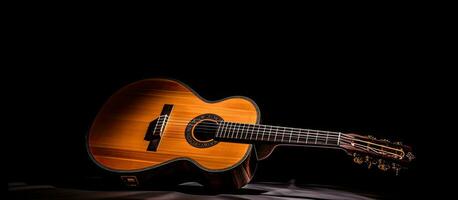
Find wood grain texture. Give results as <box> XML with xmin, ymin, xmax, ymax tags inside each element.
<box><xmin>87</xmin><ymin>79</ymin><xmax>259</xmax><ymax>172</ymax></box>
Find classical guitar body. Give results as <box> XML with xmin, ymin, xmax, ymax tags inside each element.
<box><xmin>87</xmin><ymin>78</ymin><xmax>260</xmax><ymax>189</ymax></box>
<box><xmin>87</xmin><ymin>78</ymin><xmax>414</xmax><ymax>189</ymax></box>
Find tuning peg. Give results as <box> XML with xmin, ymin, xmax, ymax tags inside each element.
<box><xmin>392</xmin><ymin>163</ymin><xmax>402</xmax><ymax>176</ymax></box>
<box><xmin>352</xmin><ymin>153</ymin><xmax>364</xmax><ymax>164</ymax></box>
<box><xmin>380</xmin><ymin>138</ymin><xmax>390</xmax><ymax>143</ymax></box>
<box><xmin>353</xmin><ymin>156</ymin><xmax>364</xmax><ymax>165</ymax></box>
<box><xmin>367</xmin><ymin>135</ymin><xmax>377</xmax><ymax>140</ymax></box>
<box><xmin>377</xmin><ymin>159</ymin><xmax>390</xmax><ymax>171</ymax></box>
<box><xmin>365</xmin><ymin>156</ymin><xmax>378</xmax><ymax>169</ymax></box>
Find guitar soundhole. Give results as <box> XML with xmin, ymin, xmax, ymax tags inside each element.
<box><xmin>193</xmin><ymin>120</ymin><xmax>218</xmax><ymax>142</ymax></box>
<box><xmin>185</xmin><ymin>114</ymin><xmax>222</xmax><ymax>148</ymax></box>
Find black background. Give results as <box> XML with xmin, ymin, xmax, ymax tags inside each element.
<box><xmin>8</xmin><ymin>11</ymin><xmax>450</xmax><ymax>199</ymax></box>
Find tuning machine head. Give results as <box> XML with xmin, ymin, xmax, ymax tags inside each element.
<box><xmin>377</xmin><ymin>159</ymin><xmax>390</xmax><ymax>171</ymax></box>
<box><xmin>352</xmin><ymin>153</ymin><xmax>364</xmax><ymax>164</ymax></box>
<box><xmin>352</xmin><ymin>153</ymin><xmax>378</xmax><ymax>169</ymax></box>
<box><xmin>364</xmin><ymin>156</ymin><xmax>378</xmax><ymax>169</ymax></box>
<box><xmin>346</xmin><ymin>133</ymin><xmax>413</xmax><ymax>176</ymax></box>
<box><xmin>391</xmin><ymin>163</ymin><xmax>402</xmax><ymax>176</ymax></box>
<box><xmin>351</xmin><ymin>153</ymin><xmax>406</xmax><ymax>175</ymax></box>
<box><xmin>380</xmin><ymin>138</ymin><xmax>391</xmax><ymax>143</ymax></box>
<box><xmin>367</xmin><ymin>135</ymin><xmax>377</xmax><ymax>140</ymax></box>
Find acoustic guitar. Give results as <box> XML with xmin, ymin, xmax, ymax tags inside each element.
<box><xmin>87</xmin><ymin>78</ymin><xmax>415</xmax><ymax>189</ymax></box>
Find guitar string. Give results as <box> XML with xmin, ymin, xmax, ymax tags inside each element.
<box><xmin>212</xmin><ymin>127</ymin><xmax>401</xmax><ymax>152</ymax></box>
<box><xmin>148</xmin><ymin>117</ymin><xmax>350</xmax><ymax>141</ymax></box>
<box><xmin>161</xmin><ymin>121</ymin><xmax>353</xmax><ymax>140</ymax></box>
<box><xmin>150</xmin><ymin>119</ymin><xmax>370</xmax><ymax>150</ymax></box>
<box><xmin>146</xmin><ymin>121</ymin><xmax>403</xmax><ymax>159</ymax></box>
<box><xmin>159</xmin><ymin>122</ymin><xmax>356</xmax><ymax>142</ymax></box>
<box><xmin>152</xmin><ymin>118</ymin><xmax>399</xmax><ymax>151</ymax></box>
<box><xmin>341</xmin><ymin>142</ymin><xmax>403</xmax><ymax>158</ymax></box>
<box><xmin>216</xmin><ymin>135</ymin><xmax>402</xmax><ymax>158</ymax></box>
<box><xmin>151</xmin><ymin>122</ymin><xmax>402</xmax><ymax>157</ymax></box>
<box><xmin>152</xmin><ymin>117</ymin><xmax>352</xmax><ymax>138</ymax></box>
<box><xmin>158</xmin><ymin>117</ymin><xmax>345</xmax><ymax>133</ymax></box>
<box><xmin>217</xmin><ymin>136</ymin><xmax>353</xmax><ymax>146</ymax></box>
<box><xmin>155</xmin><ymin>118</ymin><xmax>348</xmax><ymax>136</ymax></box>
<box><xmin>175</xmin><ymin>124</ymin><xmax>402</xmax><ymax>154</ymax></box>
<box><xmin>152</xmin><ymin>115</ymin><xmax>346</xmax><ymax>133</ymax></box>
<box><xmin>159</xmin><ymin>124</ymin><xmax>354</xmax><ymax>146</ymax></box>
<box><xmin>217</xmin><ymin>134</ymin><xmax>355</xmax><ymax>146</ymax></box>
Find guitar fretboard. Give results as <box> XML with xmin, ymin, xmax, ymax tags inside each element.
<box><xmin>215</xmin><ymin>122</ymin><xmax>343</xmax><ymax>146</ymax></box>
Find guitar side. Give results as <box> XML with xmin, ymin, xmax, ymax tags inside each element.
<box><xmin>87</xmin><ymin>78</ymin><xmax>260</xmax><ymax>189</ymax></box>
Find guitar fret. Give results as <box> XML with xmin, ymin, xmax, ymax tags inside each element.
<box><xmin>240</xmin><ymin>123</ymin><xmax>245</xmax><ymax>139</ymax></box>
<box><xmin>239</xmin><ymin>123</ymin><xmax>243</xmax><ymax>139</ymax></box>
<box><xmin>268</xmin><ymin>126</ymin><xmax>271</xmax><ymax>141</ymax></box>
<box><xmin>235</xmin><ymin>123</ymin><xmax>240</xmax><ymax>138</ymax></box>
<box><xmin>337</xmin><ymin>132</ymin><xmax>341</xmax><ymax>145</ymax></box>
<box><xmin>245</xmin><ymin>124</ymin><xmax>250</xmax><ymax>139</ymax></box>
<box><xmin>234</xmin><ymin>123</ymin><xmax>239</xmax><ymax>138</ymax></box>
<box><xmin>281</xmin><ymin>127</ymin><xmax>285</xmax><ymax>141</ymax></box>
<box><xmin>216</xmin><ymin>122</ymin><xmax>222</xmax><ymax>137</ymax></box>
<box><xmin>219</xmin><ymin>122</ymin><xmax>224</xmax><ymax>138</ymax></box>
<box><xmin>255</xmin><ymin>125</ymin><xmax>260</xmax><ymax>140</ymax></box>
<box><xmin>270</xmin><ymin>126</ymin><xmax>274</xmax><ymax>141</ymax></box>
<box><xmin>267</xmin><ymin>126</ymin><xmax>271</xmax><ymax>141</ymax></box>
<box><xmin>236</xmin><ymin>123</ymin><xmax>243</xmax><ymax>139</ymax></box>
<box><xmin>276</xmin><ymin>127</ymin><xmax>279</xmax><ymax>142</ymax></box>
<box><xmin>325</xmin><ymin>131</ymin><xmax>329</xmax><ymax>144</ymax></box>
<box><xmin>296</xmin><ymin>129</ymin><xmax>301</xmax><ymax>143</ymax></box>
<box><xmin>250</xmin><ymin>125</ymin><xmax>254</xmax><ymax>140</ymax></box>
<box><xmin>249</xmin><ymin>124</ymin><xmax>253</xmax><ymax>140</ymax></box>
<box><xmin>225</xmin><ymin>122</ymin><xmax>230</xmax><ymax>138</ymax></box>
<box><xmin>288</xmin><ymin>128</ymin><xmax>292</xmax><ymax>143</ymax></box>
<box><xmin>306</xmin><ymin>130</ymin><xmax>309</xmax><ymax>144</ymax></box>
<box><xmin>251</xmin><ymin>125</ymin><xmax>256</xmax><ymax>140</ymax></box>
<box><xmin>230</xmin><ymin>122</ymin><xmax>235</xmax><ymax>138</ymax></box>
<box><xmin>269</xmin><ymin>127</ymin><xmax>278</xmax><ymax>141</ymax></box>
<box><xmin>224</xmin><ymin>122</ymin><xmax>229</xmax><ymax>138</ymax></box>
<box><xmin>245</xmin><ymin>124</ymin><xmax>250</xmax><ymax>140</ymax></box>
<box><xmin>239</xmin><ymin>123</ymin><xmax>244</xmax><ymax>139</ymax></box>
<box><xmin>282</xmin><ymin>127</ymin><xmax>288</xmax><ymax>141</ymax></box>
<box><xmin>243</xmin><ymin>124</ymin><xmax>247</xmax><ymax>139</ymax></box>
<box><xmin>222</xmin><ymin>122</ymin><xmax>227</xmax><ymax>138</ymax></box>
<box><xmin>240</xmin><ymin>124</ymin><xmax>245</xmax><ymax>139</ymax></box>
<box><xmin>233</xmin><ymin>123</ymin><xmax>237</xmax><ymax>139</ymax></box>
<box><xmin>248</xmin><ymin>124</ymin><xmax>252</xmax><ymax>139</ymax></box>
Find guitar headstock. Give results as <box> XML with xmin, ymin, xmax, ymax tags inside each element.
<box><xmin>340</xmin><ymin>133</ymin><xmax>415</xmax><ymax>175</ymax></box>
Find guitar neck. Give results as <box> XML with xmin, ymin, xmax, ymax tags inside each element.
<box><xmin>215</xmin><ymin>121</ymin><xmax>346</xmax><ymax>147</ymax></box>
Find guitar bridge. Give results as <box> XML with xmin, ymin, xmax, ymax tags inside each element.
<box><xmin>144</xmin><ymin>104</ymin><xmax>173</xmax><ymax>151</ymax></box>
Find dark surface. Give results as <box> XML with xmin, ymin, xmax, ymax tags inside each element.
<box><xmin>8</xmin><ymin>182</ymin><xmax>380</xmax><ymax>200</ymax></box>
<box><xmin>8</xmin><ymin>10</ymin><xmax>449</xmax><ymax>199</ymax></box>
